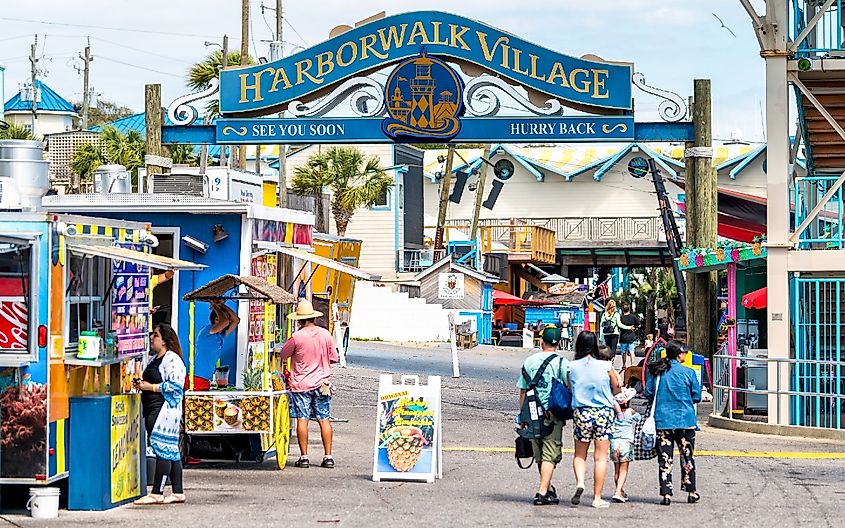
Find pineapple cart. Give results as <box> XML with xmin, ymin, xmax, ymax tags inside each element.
<box><xmin>182</xmin><ymin>275</ymin><xmax>297</xmax><ymax>469</ymax></box>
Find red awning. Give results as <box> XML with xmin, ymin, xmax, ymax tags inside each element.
<box><xmin>742</xmin><ymin>287</ymin><xmax>767</xmax><ymax>309</ymax></box>
<box><xmin>493</xmin><ymin>290</ymin><xmax>553</xmax><ymax>306</ymax></box>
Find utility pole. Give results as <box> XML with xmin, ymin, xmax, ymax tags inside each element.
<box><xmin>274</xmin><ymin>0</ymin><xmax>287</xmax><ymax>208</ymax></box>
<box><xmin>469</xmin><ymin>144</ymin><xmax>492</xmax><ymax>241</ymax></box>
<box><xmin>220</xmin><ymin>35</ymin><xmax>229</xmax><ymax>167</ymax></box>
<box><xmin>29</xmin><ymin>35</ymin><xmax>38</xmax><ymax>136</ymax></box>
<box><xmin>79</xmin><ymin>38</ymin><xmax>93</xmax><ymax>130</ymax></box>
<box><xmin>434</xmin><ymin>146</ymin><xmax>455</xmax><ymax>249</ymax></box>
<box><xmin>239</xmin><ymin>0</ymin><xmax>250</xmax><ymax>170</ymax></box>
<box><xmin>685</xmin><ymin>80</ymin><xmax>716</xmax><ymax>358</ymax></box>
<box><xmin>144</xmin><ymin>84</ymin><xmax>165</xmax><ymax>193</ymax></box>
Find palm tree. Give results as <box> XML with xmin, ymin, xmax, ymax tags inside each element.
<box><xmin>70</xmin><ymin>142</ymin><xmax>105</xmax><ymax>193</ymax></box>
<box><xmin>629</xmin><ymin>268</ymin><xmax>678</xmax><ymax>336</ymax></box>
<box><xmin>0</xmin><ymin>122</ymin><xmax>36</xmax><ymax>140</ymax></box>
<box><xmin>188</xmin><ymin>50</ymin><xmax>254</xmax><ymax>170</ymax></box>
<box><xmin>187</xmin><ymin>50</ymin><xmax>252</xmax><ymax>118</ymax></box>
<box><xmin>292</xmin><ymin>147</ymin><xmax>393</xmax><ymax>236</ymax></box>
<box><xmin>169</xmin><ymin>144</ymin><xmax>198</xmax><ymax>166</ymax></box>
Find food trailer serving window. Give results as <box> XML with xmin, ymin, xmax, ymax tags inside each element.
<box><xmin>65</xmin><ymin>253</ymin><xmax>111</xmax><ymax>350</ymax></box>
<box><xmin>0</xmin><ymin>235</ymin><xmax>39</xmax><ymax>360</ymax></box>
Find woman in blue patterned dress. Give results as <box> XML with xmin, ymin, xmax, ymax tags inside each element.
<box><xmin>134</xmin><ymin>323</ymin><xmax>187</xmax><ymax>505</ymax></box>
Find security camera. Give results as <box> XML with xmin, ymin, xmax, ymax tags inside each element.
<box><xmin>56</xmin><ymin>222</ymin><xmax>79</xmax><ymax>237</ymax></box>
<box><xmin>182</xmin><ymin>235</ymin><xmax>209</xmax><ymax>254</ymax></box>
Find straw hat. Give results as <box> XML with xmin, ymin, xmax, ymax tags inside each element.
<box><xmin>287</xmin><ymin>299</ymin><xmax>323</xmax><ymax>320</ymax></box>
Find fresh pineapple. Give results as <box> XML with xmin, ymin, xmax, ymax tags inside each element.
<box><xmin>242</xmin><ymin>368</ymin><xmax>264</xmax><ymax>391</ymax></box>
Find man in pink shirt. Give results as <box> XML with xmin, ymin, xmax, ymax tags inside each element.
<box><xmin>280</xmin><ymin>299</ymin><xmax>339</xmax><ymax>469</ymax></box>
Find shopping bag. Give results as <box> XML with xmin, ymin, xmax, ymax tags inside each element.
<box><xmin>633</xmin><ymin>413</ymin><xmax>658</xmax><ymax>460</ymax></box>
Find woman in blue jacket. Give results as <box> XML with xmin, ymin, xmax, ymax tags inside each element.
<box><xmin>644</xmin><ymin>341</ymin><xmax>701</xmax><ymax>506</ymax></box>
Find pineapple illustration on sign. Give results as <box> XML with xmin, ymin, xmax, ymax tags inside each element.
<box><xmin>378</xmin><ymin>396</ymin><xmax>434</xmax><ymax>472</ymax></box>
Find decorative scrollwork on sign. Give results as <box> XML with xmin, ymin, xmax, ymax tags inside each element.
<box><xmin>167</xmin><ymin>78</ymin><xmax>220</xmax><ymax>126</ymax></box>
<box><xmin>463</xmin><ymin>75</ymin><xmax>563</xmax><ymax>117</ymax></box>
<box><xmin>632</xmin><ymin>72</ymin><xmax>687</xmax><ymax>122</ymax></box>
<box><xmin>288</xmin><ymin>77</ymin><xmax>386</xmax><ymax>117</ymax></box>
<box><xmin>221</xmin><ymin>126</ymin><xmax>248</xmax><ymax>137</ymax></box>
<box><xmin>601</xmin><ymin>123</ymin><xmax>628</xmax><ymax>134</ymax></box>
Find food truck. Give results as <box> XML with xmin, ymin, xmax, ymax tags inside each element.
<box><xmin>0</xmin><ymin>212</ymin><xmax>200</xmax><ymax>509</ymax></box>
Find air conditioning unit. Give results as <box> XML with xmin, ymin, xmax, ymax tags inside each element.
<box><xmin>150</xmin><ymin>172</ymin><xmax>206</xmax><ymax>196</ymax></box>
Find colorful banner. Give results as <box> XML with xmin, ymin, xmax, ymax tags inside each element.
<box><xmin>111</xmin><ymin>243</ymin><xmax>150</xmax><ymax>357</ymax></box>
<box><xmin>248</xmin><ymin>254</ymin><xmax>278</xmax><ymax>370</ymax></box>
<box><xmin>373</xmin><ymin>375</ymin><xmax>442</xmax><ymax>483</ymax></box>
<box><xmin>110</xmin><ymin>395</ymin><xmax>141</xmax><ymax>503</ymax></box>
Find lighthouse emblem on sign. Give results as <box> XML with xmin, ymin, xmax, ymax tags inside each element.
<box><xmin>382</xmin><ymin>51</ymin><xmax>464</xmax><ymax>141</ymax></box>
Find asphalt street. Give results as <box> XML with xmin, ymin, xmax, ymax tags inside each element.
<box><xmin>3</xmin><ymin>341</ymin><xmax>845</xmax><ymax>527</ymax></box>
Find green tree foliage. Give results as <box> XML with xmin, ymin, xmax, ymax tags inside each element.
<box><xmin>69</xmin><ymin>126</ymin><xmax>145</xmax><ymax>193</ymax></box>
<box><xmin>187</xmin><ymin>50</ymin><xmax>253</xmax><ymax>117</ymax></box>
<box><xmin>0</xmin><ymin>122</ymin><xmax>36</xmax><ymax>140</ymax></box>
<box><xmin>72</xmin><ymin>99</ymin><xmax>135</xmax><ymax>129</ymax></box>
<box><xmin>292</xmin><ymin>147</ymin><xmax>393</xmax><ymax>236</ymax></box>
<box><xmin>628</xmin><ymin>268</ymin><xmax>678</xmax><ymax>336</ymax></box>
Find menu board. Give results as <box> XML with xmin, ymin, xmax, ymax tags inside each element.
<box><xmin>248</xmin><ymin>254</ymin><xmax>277</xmax><ymax>369</ymax></box>
<box><xmin>111</xmin><ymin>244</ymin><xmax>150</xmax><ymax>357</ymax></box>
<box><xmin>184</xmin><ymin>393</ymin><xmax>272</xmax><ymax>434</ymax></box>
<box><xmin>372</xmin><ymin>375</ymin><xmax>442</xmax><ymax>483</ymax></box>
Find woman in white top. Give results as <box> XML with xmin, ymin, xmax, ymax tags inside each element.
<box><xmin>567</xmin><ymin>331</ymin><xmax>621</xmax><ymax>508</ymax></box>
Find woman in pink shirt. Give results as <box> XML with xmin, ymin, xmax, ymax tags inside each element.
<box><xmin>280</xmin><ymin>300</ymin><xmax>339</xmax><ymax>469</ymax></box>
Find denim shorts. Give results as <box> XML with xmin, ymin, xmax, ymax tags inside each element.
<box><xmin>289</xmin><ymin>389</ymin><xmax>331</xmax><ymax>420</ymax></box>
<box><xmin>618</xmin><ymin>342</ymin><xmax>637</xmax><ymax>354</ymax></box>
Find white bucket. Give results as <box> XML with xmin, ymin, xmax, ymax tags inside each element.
<box><xmin>26</xmin><ymin>487</ymin><xmax>60</xmax><ymax>519</ymax></box>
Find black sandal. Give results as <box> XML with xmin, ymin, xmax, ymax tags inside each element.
<box><xmin>571</xmin><ymin>486</ymin><xmax>584</xmax><ymax>505</ymax></box>
<box><xmin>687</xmin><ymin>492</ymin><xmax>700</xmax><ymax>503</ymax></box>
<box><xmin>661</xmin><ymin>496</ymin><xmax>671</xmax><ymax>506</ymax></box>
<box><xmin>294</xmin><ymin>457</ymin><xmax>310</xmax><ymax>468</ymax></box>
<box><xmin>321</xmin><ymin>457</ymin><xmax>335</xmax><ymax>469</ymax></box>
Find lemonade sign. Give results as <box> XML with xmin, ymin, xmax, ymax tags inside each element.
<box><xmin>372</xmin><ymin>375</ymin><xmax>442</xmax><ymax>483</ymax></box>
<box><xmin>110</xmin><ymin>395</ymin><xmax>142</xmax><ymax>503</ymax></box>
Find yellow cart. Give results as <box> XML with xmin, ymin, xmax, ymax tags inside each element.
<box><xmin>182</xmin><ymin>275</ymin><xmax>296</xmax><ymax>469</ymax></box>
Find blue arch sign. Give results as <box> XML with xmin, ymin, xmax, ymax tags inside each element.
<box><xmin>219</xmin><ymin>11</ymin><xmax>633</xmax><ymax>116</ymax></box>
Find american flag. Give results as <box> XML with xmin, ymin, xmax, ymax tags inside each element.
<box><xmin>596</xmin><ymin>279</ymin><xmax>611</xmax><ymax>301</ymax></box>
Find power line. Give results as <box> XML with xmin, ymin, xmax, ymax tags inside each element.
<box><xmin>97</xmin><ymin>55</ymin><xmax>183</xmax><ymax>78</ymax></box>
<box><xmin>0</xmin><ymin>16</ymin><xmax>220</xmax><ymax>38</ymax></box>
<box><xmin>284</xmin><ymin>19</ymin><xmax>308</xmax><ymax>46</ymax></box>
<box><xmin>91</xmin><ymin>36</ymin><xmax>194</xmax><ymax>64</ymax></box>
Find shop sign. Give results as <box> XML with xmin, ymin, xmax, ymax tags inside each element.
<box><xmin>111</xmin><ymin>243</ymin><xmax>150</xmax><ymax>356</ymax></box>
<box><xmin>220</xmin><ymin>11</ymin><xmax>632</xmax><ymax>115</ymax></box>
<box><xmin>438</xmin><ymin>272</ymin><xmax>464</xmax><ymax>300</ymax></box>
<box><xmin>0</xmin><ymin>300</ymin><xmax>27</xmax><ymax>350</ymax></box>
<box><xmin>110</xmin><ymin>395</ymin><xmax>141</xmax><ymax>503</ymax></box>
<box><xmin>372</xmin><ymin>375</ymin><xmax>442</xmax><ymax>483</ymax></box>
<box><xmin>216</xmin><ymin>115</ymin><xmax>634</xmax><ymax>144</ymax></box>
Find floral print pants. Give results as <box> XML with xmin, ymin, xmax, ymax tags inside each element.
<box><xmin>657</xmin><ymin>429</ymin><xmax>696</xmax><ymax>496</ymax></box>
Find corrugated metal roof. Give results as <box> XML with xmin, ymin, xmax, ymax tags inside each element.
<box><xmin>4</xmin><ymin>80</ymin><xmax>76</xmax><ymax>114</ymax></box>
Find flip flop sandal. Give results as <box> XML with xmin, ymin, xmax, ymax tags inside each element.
<box><xmin>571</xmin><ymin>486</ymin><xmax>585</xmax><ymax>505</ymax></box>
<box><xmin>134</xmin><ymin>494</ymin><xmax>164</xmax><ymax>505</ymax></box>
<box><xmin>612</xmin><ymin>494</ymin><xmax>626</xmax><ymax>503</ymax></box>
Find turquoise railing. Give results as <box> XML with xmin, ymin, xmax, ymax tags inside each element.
<box><xmin>792</xmin><ymin>276</ymin><xmax>845</xmax><ymax>429</ymax></box>
<box><xmin>793</xmin><ymin>176</ymin><xmax>844</xmax><ymax>249</ymax></box>
<box><xmin>790</xmin><ymin>0</ymin><xmax>844</xmax><ymax>56</ymax></box>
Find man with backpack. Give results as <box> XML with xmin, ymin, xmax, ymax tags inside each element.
<box><xmin>516</xmin><ymin>327</ymin><xmax>570</xmax><ymax>505</ymax></box>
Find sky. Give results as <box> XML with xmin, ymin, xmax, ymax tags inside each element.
<box><xmin>0</xmin><ymin>0</ymin><xmax>768</xmax><ymax>143</ymax></box>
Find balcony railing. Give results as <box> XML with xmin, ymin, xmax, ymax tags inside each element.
<box><xmin>793</xmin><ymin>176</ymin><xmax>844</xmax><ymax>249</ymax></box>
<box><xmin>445</xmin><ymin>217</ymin><xmax>663</xmax><ymax>248</ymax></box>
<box><xmin>790</xmin><ymin>0</ymin><xmax>845</xmax><ymax>56</ymax></box>
<box><xmin>480</xmin><ymin>224</ymin><xmax>557</xmax><ymax>264</ymax></box>
<box><xmin>397</xmin><ymin>248</ymin><xmax>446</xmax><ymax>273</ymax></box>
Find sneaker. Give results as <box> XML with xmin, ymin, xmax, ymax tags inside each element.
<box><xmin>294</xmin><ymin>457</ymin><xmax>310</xmax><ymax>468</ymax></box>
<box><xmin>321</xmin><ymin>456</ymin><xmax>335</xmax><ymax>469</ymax></box>
<box><xmin>592</xmin><ymin>499</ymin><xmax>610</xmax><ymax>509</ymax></box>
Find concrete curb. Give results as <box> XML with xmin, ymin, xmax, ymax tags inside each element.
<box><xmin>709</xmin><ymin>415</ymin><xmax>845</xmax><ymax>441</ymax></box>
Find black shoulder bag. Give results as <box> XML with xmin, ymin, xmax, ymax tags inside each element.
<box><xmin>515</xmin><ymin>354</ymin><xmax>556</xmax><ymax>469</ymax></box>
